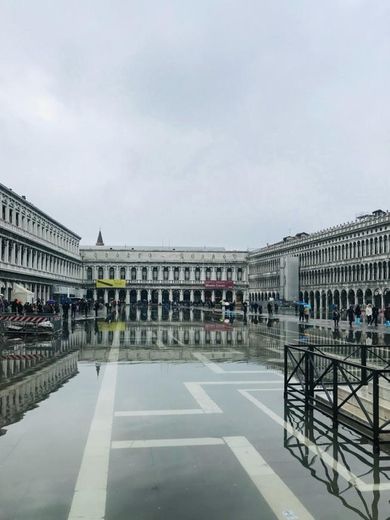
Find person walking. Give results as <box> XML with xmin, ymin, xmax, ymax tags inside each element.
<box><xmin>304</xmin><ymin>305</ymin><xmax>310</xmax><ymax>323</ymax></box>
<box><xmin>366</xmin><ymin>303</ymin><xmax>373</xmax><ymax>326</ymax></box>
<box><xmin>355</xmin><ymin>304</ymin><xmax>362</xmax><ymax>325</ymax></box>
<box><xmin>385</xmin><ymin>306</ymin><xmax>390</xmax><ymax>327</ymax></box>
<box><xmin>333</xmin><ymin>306</ymin><xmax>341</xmax><ymax>329</ymax></box>
<box><xmin>372</xmin><ymin>305</ymin><xmax>379</xmax><ymax>327</ymax></box>
<box><xmin>346</xmin><ymin>305</ymin><xmax>355</xmax><ymax>328</ymax></box>
<box><xmin>267</xmin><ymin>302</ymin><xmax>273</xmax><ymax>316</ymax></box>
<box><xmin>299</xmin><ymin>305</ymin><xmax>305</xmax><ymax>322</ymax></box>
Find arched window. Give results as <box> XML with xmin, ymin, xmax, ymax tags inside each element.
<box><xmin>86</xmin><ymin>267</ymin><xmax>92</xmax><ymax>280</ymax></box>
<box><xmin>131</xmin><ymin>267</ymin><xmax>137</xmax><ymax>281</ymax></box>
<box><xmin>163</xmin><ymin>267</ymin><xmax>169</xmax><ymax>281</ymax></box>
<box><xmin>109</xmin><ymin>267</ymin><xmax>115</xmax><ymax>279</ymax></box>
<box><xmin>185</xmin><ymin>267</ymin><xmax>190</xmax><ymax>281</ymax></box>
<box><xmin>216</xmin><ymin>267</ymin><xmax>222</xmax><ymax>281</ymax></box>
<box><xmin>237</xmin><ymin>268</ymin><xmax>242</xmax><ymax>281</ymax></box>
<box><xmin>206</xmin><ymin>267</ymin><xmax>211</xmax><ymax>280</ymax></box>
<box><xmin>174</xmin><ymin>267</ymin><xmax>179</xmax><ymax>281</ymax></box>
<box><xmin>142</xmin><ymin>267</ymin><xmax>148</xmax><ymax>281</ymax></box>
<box><xmin>153</xmin><ymin>267</ymin><xmax>158</xmax><ymax>281</ymax></box>
<box><xmin>195</xmin><ymin>267</ymin><xmax>200</xmax><ymax>281</ymax></box>
<box><xmin>227</xmin><ymin>267</ymin><xmax>232</xmax><ymax>280</ymax></box>
<box><xmin>98</xmin><ymin>266</ymin><xmax>104</xmax><ymax>279</ymax></box>
<box><xmin>120</xmin><ymin>267</ymin><xmax>126</xmax><ymax>279</ymax></box>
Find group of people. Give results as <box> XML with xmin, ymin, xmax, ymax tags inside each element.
<box><xmin>332</xmin><ymin>303</ymin><xmax>390</xmax><ymax>329</ymax></box>
<box><xmin>249</xmin><ymin>301</ymin><xmax>278</xmax><ymax>315</ymax></box>
<box><xmin>0</xmin><ymin>298</ymin><xmax>61</xmax><ymax>315</ymax></box>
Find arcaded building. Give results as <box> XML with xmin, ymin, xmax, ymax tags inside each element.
<box><xmin>248</xmin><ymin>210</ymin><xmax>390</xmax><ymax>316</ymax></box>
<box><xmin>0</xmin><ymin>183</ymin><xmax>82</xmax><ymax>302</ymax></box>
<box><xmin>80</xmin><ymin>234</ymin><xmax>248</xmax><ymax>305</ymax></box>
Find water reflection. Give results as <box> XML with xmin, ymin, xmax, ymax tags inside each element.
<box><xmin>0</xmin><ymin>342</ymin><xmax>78</xmax><ymax>432</ymax></box>
<box><xmin>284</xmin><ymin>404</ymin><xmax>389</xmax><ymax>520</ymax></box>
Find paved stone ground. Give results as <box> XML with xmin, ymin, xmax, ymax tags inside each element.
<box><xmin>1</xmin><ymin>315</ymin><xmax>390</xmax><ymax>519</ymax></box>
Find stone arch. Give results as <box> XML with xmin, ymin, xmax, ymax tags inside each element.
<box><xmin>341</xmin><ymin>289</ymin><xmax>347</xmax><ymax>309</ymax></box>
<box><xmin>321</xmin><ymin>291</ymin><xmax>327</xmax><ymax>319</ymax></box>
<box><xmin>334</xmin><ymin>289</ymin><xmax>340</xmax><ymax>308</ymax></box>
<box><xmin>348</xmin><ymin>289</ymin><xmax>355</xmax><ymax>305</ymax></box>
<box><xmin>374</xmin><ymin>289</ymin><xmax>382</xmax><ymax>308</ymax></box>
<box><xmin>130</xmin><ymin>289</ymin><xmax>137</xmax><ymax>304</ymax></box>
<box><xmin>356</xmin><ymin>288</ymin><xmax>363</xmax><ymax>305</ymax></box>
<box><xmin>365</xmin><ymin>288</ymin><xmax>372</xmax><ymax>304</ymax></box>
<box><xmin>315</xmin><ymin>291</ymin><xmax>320</xmax><ymax>319</ymax></box>
<box><xmin>140</xmin><ymin>289</ymin><xmax>148</xmax><ymax>303</ymax></box>
<box><xmin>384</xmin><ymin>288</ymin><xmax>390</xmax><ymax>307</ymax></box>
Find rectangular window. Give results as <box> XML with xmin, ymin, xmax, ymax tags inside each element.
<box><xmin>2</xmin><ymin>205</ymin><xmax>5</xmax><ymax>220</ymax></box>
<box><xmin>185</xmin><ymin>268</ymin><xmax>190</xmax><ymax>281</ymax></box>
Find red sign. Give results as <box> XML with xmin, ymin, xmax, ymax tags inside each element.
<box><xmin>204</xmin><ymin>323</ymin><xmax>234</xmax><ymax>332</ymax></box>
<box><xmin>204</xmin><ymin>280</ymin><xmax>234</xmax><ymax>289</ymax></box>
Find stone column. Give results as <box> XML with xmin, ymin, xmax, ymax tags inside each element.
<box><xmin>104</xmin><ymin>289</ymin><xmax>108</xmax><ymax>304</ymax></box>
<box><xmin>115</xmin><ymin>289</ymin><xmax>119</xmax><ymax>302</ymax></box>
<box><xmin>169</xmin><ymin>289</ymin><xmax>173</xmax><ymax>302</ymax></box>
<box><xmin>179</xmin><ymin>289</ymin><xmax>183</xmax><ymax>301</ymax></box>
<box><xmin>125</xmin><ymin>290</ymin><xmax>130</xmax><ymax>305</ymax></box>
<box><xmin>190</xmin><ymin>289</ymin><xmax>194</xmax><ymax>302</ymax></box>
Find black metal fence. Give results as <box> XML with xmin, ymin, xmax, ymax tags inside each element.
<box><xmin>284</xmin><ymin>343</ymin><xmax>390</xmax><ymax>453</ymax></box>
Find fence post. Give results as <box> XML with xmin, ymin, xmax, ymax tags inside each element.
<box><xmin>284</xmin><ymin>344</ymin><xmax>288</xmax><ymax>399</ymax></box>
<box><xmin>332</xmin><ymin>359</ymin><xmax>338</xmax><ymax>428</ymax></box>
<box><xmin>305</xmin><ymin>346</ymin><xmax>314</xmax><ymax>410</ymax></box>
<box><xmin>361</xmin><ymin>345</ymin><xmax>368</xmax><ymax>386</ymax></box>
<box><xmin>372</xmin><ymin>371</ymin><xmax>380</xmax><ymax>454</ymax></box>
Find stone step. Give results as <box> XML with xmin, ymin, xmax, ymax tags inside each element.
<box><xmin>337</xmin><ymin>385</ymin><xmax>390</xmax><ymax>423</ymax></box>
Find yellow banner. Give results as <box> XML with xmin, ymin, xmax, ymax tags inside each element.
<box><xmin>95</xmin><ymin>279</ymin><xmax>126</xmax><ymax>288</ymax></box>
<box><xmin>98</xmin><ymin>321</ymin><xmax>126</xmax><ymax>332</ymax></box>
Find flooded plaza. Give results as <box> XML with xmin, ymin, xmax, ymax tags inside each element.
<box><xmin>1</xmin><ymin>308</ymin><xmax>390</xmax><ymax>520</ymax></box>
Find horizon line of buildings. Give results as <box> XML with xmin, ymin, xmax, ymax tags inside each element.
<box><xmin>0</xmin><ymin>183</ymin><xmax>389</xmax><ymax>311</ymax></box>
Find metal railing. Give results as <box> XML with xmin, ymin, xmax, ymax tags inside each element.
<box><xmin>284</xmin><ymin>343</ymin><xmax>390</xmax><ymax>453</ymax></box>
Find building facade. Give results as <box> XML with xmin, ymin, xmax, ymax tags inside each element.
<box><xmin>248</xmin><ymin>210</ymin><xmax>390</xmax><ymax>316</ymax></box>
<box><xmin>0</xmin><ymin>184</ymin><xmax>82</xmax><ymax>302</ymax></box>
<box><xmin>80</xmin><ymin>244</ymin><xmax>248</xmax><ymax>305</ymax></box>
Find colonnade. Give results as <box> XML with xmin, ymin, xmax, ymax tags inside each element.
<box><xmin>86</xmin><ymin>264</ymin><xmax>245</xmax><ymax>283</ymax></box>
<box><xmin>91</xmin><ymin>287</ymin><xmax>245</xmax><ymax>304</ymax></box>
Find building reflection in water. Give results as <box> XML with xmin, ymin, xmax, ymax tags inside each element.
<box><xmin>0</xmin><ymin>334</ymin><xmax>78</xmax><ymax>433</ymax></box>
<box><xmin>283</xmin><ymin>403</ymin><xmax>389</xmax><ymax>520</ymax></box>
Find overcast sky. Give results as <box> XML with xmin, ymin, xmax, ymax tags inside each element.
<box><xmin>1</xmin><ymin>1</ymin><xmax>389</xmax><ymax>250</ymax></box>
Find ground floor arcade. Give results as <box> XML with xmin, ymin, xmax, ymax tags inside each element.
<box><xmin>87</xmin><ymin>287</ymin><xmax>246</xmax><ymax>305</ymax></box>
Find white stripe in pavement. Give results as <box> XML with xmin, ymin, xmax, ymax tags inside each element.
<box><xmin>193</xmin><ymin>352</ymin><xmax>283</xmax><ymax>375</ymax></box>
<box><xmin>112</xmin><ymin>437</ymin><xmax>225</xmax><ymax>449</ymax></box>
<box><xmin>168</xmin><ymin>332</ymin><xmax>185</xmax><ymax>346</ymax></box>
<box><xmin>68</xmin><ymin>332</ymin><xmax>120</xmax><ymax>520</ymax></box>
<box><xmin>111</xmin><ymin>434</ymin><xmax>313</xmax><ymax>519</ymax></box>
<box><xmin>238</xmin><ymin>389</ymin><xmax>390</xmax><ymax>492</ymax></box>
<box><xmin>115</xmin><ymin>408</ymin><xmax>204</xmax><ymax>417</ymax></box>
<box><xmin>115</xmin><ymin>380</ymin><xmax>282</xmax><ymax>420</ymax></box>
<box><xmin>184</xmin><ymin>382</ymin><xmax>223</xmax><ymax>413</ymax></box>
<box><xmin>192</xmin><ymin>352</ymin><xmax>224</xmax><ymax>373</ymax></box>
<box><xmin>224</xmin><ymin>436</ymin><xmax>314</xmax><ymax>520</ymax></box>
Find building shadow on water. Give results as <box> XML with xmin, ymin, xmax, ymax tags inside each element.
<box><xmin>284</xmin><ymin>403</ymin><xmax>390</xmax><ymax>520</ymax></box>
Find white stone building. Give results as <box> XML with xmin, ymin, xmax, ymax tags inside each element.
<box><xmin>248</xmin><ymin>210</ymin><xmax>390</xmax><ymax>316</ymax></box>
<box><xmin>0</xmin><ymin>183</ymin><xmax>82</xmax><ymax>302</ymax></box>
<box><xmin>81</xmin><ymin>236</ymin><xmax>248</xmax><ymax>305</ymax></box>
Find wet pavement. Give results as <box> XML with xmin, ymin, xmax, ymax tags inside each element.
<box><xmin>1</xmin><ymin>308</ymin><xmax>390</xmax><ymax>519</ymax></box>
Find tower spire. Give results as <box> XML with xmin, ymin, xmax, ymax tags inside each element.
<box><xmin>96</xmin><ymin>229</ymin><xmax>104</xmax><ymax>246</ymax></box>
